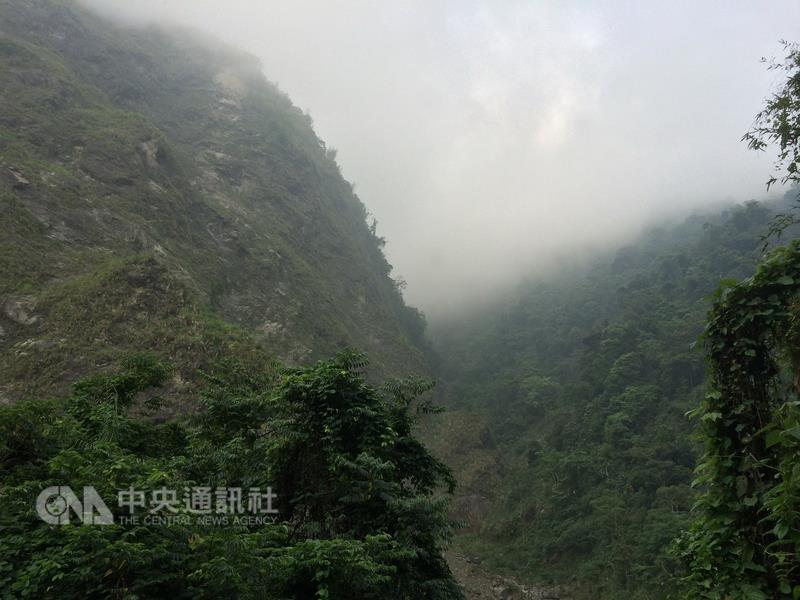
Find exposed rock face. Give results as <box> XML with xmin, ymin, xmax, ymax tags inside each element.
<box><xmin>491</xmin><ymin>577</ymin><xmax>568</xmax><ymax>599</ymax></box>
<box><xmin>3</xmin><ymin>297</ymin><xmax>38</xmax><ymax>326</ymax></box>
<box><xmin>213</xmin><ymin>69</ymin><xmax>246</xmax><ymax>108</ymax></box>
<box><xmin>139</xmin><ymin>140</ymin><xmax>161</xmax><ymax>168</ymax></box>
<box><xmin>0</xmin><ymin>0</ymin><xmax>431</xmax><ymax>399</ymax></box>
<box><xmin>448</xmin><ymin>553</ymin><xmax>571</xmax><ymax>600</ymax></box>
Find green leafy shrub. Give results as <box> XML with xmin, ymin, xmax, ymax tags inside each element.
<box><xmin>675</xmin><ymin>242</ymin><xmax>800</xmax><ymax>599</ymax></box>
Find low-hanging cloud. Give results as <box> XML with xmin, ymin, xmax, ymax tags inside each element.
<box><xmin>81</xmin><ymin>0</ymin><xmax>800</xmax><ymax>318</ymax></box>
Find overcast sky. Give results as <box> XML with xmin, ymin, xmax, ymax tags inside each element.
<box><xmin>82</xmin><ymin>0</ymin><xmax>800</xmax><ymax>316</ymax></box>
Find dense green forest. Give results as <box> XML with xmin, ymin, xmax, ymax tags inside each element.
<box><xmin>432</xmin><ymin>45</ymin><xmax>800</xmax><ymax>600</ymax></box>
<box><xmin>432</xmin><ymin>195</ymin><xmax>800</xmax><ymax>598</ymax></box>
<box><xmin>0</xmin><ymin>352</ymin><xmax>461</xmax><ymax>598</ymax></box>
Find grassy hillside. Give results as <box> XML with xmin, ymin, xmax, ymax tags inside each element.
<box><xmin>431</xmin><ymin>197</ymin><xmax>800</xmax><ymax>599</ymax></box>
<box><xmin>0</xmin><ymin>0</ymin><xmax>428</xmax><ymax>404</ymax></box>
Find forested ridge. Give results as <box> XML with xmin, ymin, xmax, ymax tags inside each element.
<box><xmin>432</xmin><ymin>195</ymin><xmax>800</xmax><ymax>598</ymax></box>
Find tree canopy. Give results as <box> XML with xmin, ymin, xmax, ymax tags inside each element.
<box><xmin>0</xmin><ymin>353</ymin><xmax>463</xmax><ymax>599</ymax></box>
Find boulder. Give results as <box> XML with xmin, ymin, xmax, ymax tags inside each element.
<box><xmin>4</xmin><ymin>296</ymin><xmax>38</xmax><ymax>325</ymax></box>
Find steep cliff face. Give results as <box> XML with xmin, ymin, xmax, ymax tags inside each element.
<box><xmin>0</xmin><ymin>0</ymin><xmax>428</xmax><ymax>402</ymax></box>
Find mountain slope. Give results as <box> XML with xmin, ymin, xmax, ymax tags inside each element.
<box><xmin>0</xmin><ymin>0</ymin><xmax>428</xmax><ymax>403</ymax></box>
<box><xmin>431</xmin><ymin>198</ymin><xmax>800</xmax><ymax>599</ymax></box>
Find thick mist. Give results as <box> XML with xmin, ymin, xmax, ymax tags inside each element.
<box><xmin>80</xmin><ymin>0</ymin><xmax>800</xmax><ymax>318</ymax></box>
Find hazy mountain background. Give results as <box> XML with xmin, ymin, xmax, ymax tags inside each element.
<box><xmin>428</xmin><ymin>193</ymin><xmax>800</xmax><ymax>598</ymax></box>
<box><xmin>78</xmin><ymin>0</ymin><xmax>800</xmax><ymax>316</ymax></box>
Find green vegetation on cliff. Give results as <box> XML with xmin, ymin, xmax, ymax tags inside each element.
<box><xmin>674</xmin><ymin>41</ymin><xmax>800</xmax><ymax>600</ymax></box>
<box><xmin>0</xmin><ymin>0</ymin><xmax>428</xmax><ymax>406</ymax></box>
<box><xmin>433</xmin><ymin>197</ymin><xmax>800</xmax><ymax>598</ymax></box>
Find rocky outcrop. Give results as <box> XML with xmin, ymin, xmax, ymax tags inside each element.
<box><xmin>447</xmin><ymin>552</ymin><xmax>571</xmax><ymax>600</ymax></box>
<box><xmin>3</xmin><ymin>296</ymin><xmax>38</xmax><ymax>326</ymax></box>
<box><xmin>2</xmin><ymin>166</ymin><xmax>31</xmax><ymax>190</ymax></box>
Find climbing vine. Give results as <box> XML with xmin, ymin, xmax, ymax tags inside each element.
<box><xmin>677</xmin><ymin>241</ymin><xmax>800</xmax><ymax>598</ymax></box>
